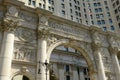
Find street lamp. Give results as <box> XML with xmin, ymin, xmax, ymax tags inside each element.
<box><xmin>38</xmin><ymin>60</ymin><xmax>55</xmax><ymax>80</ymax></box>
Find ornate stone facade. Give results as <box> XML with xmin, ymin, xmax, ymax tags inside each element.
<box><xmin>0</xmin><ymin>0</ymin><xmax>120</xmax><ymax>80</ymax></box>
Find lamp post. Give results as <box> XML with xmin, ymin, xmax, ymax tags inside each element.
<box><xmin>38</xmin><ymin>60</ymin><xmax>55</xmax><ymax>80</ymax></box>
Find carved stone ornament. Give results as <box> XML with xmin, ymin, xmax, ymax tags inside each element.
<box><xmin>109</xmin><ymin>46</ymin><xmax>119</xmax><ymax>54</ymax></box>
<box><xmin>3</xmin><ymin>18</ymin><xmax>20</xmax><ymax>32</ymax></box>
<box><xmin>38</xmin><ymin>27</ymin><xmax>50</xmax><ymax>39</ymax></box>
<box><xmin>16</xmin><ymin>28</ymin><xmax>36</xmax><ymax>42</ymax></box>
<box><xmin>47</xmin><ymin>34</ymin><xmax>58</xmax><ymax>47</ymax></box>
<box><xmin>39</xmin><ymin>16</ymin><xmax>48</xmax><ymax>24</ymax></box>
<box><xmin>7</xmin><ymin>6</ymin><xmax>18</xmax><ymax>16</ymax></box>
<box><xmin>13</xmin><ymin>44</ymin><xmax>36</xmax><ymax>62</ymax></box>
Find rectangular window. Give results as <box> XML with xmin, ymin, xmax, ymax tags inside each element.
<box><xmin>66</xmin><ymin>65</ymin><xmax>69</xmax><ymax>72</ymax></box>
<box><xmin>103</xmin><ymin>27</ymin><xmax>107</xmax><ymax>31</ymax></box>
<box><xmin>66</xmin><ymin>76</ymin><xmax>70</xmax><ymax>80</ymax></box>
<box><xmin>62</xmin><ymin>10</ymin><xmax>65</xmax><ymax>15</ymax></box>
<box><xmin>111</xmin><ymin>25</ymin><xmax>115</xmax><ymax>31</ymax></box>
<box><xmin>61</xmin><ymin>3</ymin><xmax>65</xmax><ymax>8</ymax></box>
<box><xmin>28</xmin><ymin>0</ymin><xmax>31</xmax><ymax>5</ymax></box>
<box><xmin>32</xmin><ymin>1</ymin><xmax>36</xmax><ymax>6</ymax></box>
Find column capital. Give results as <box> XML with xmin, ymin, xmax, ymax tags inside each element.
<box><xmin>92</xmin><ymin>42</ymin><xmax>102</xmax><ymax>51</ymax></box>
<box><xmin>38</xmin><ymin>27</ymin><xmax>50</xmax><ymax>39</ymax></box>
<box><xmin>1</xmin><ymin>18</ymin><xmax>20</xmax><ymax>32</ymax></box>
<box><xmin>108</xmin><ymin>46</ymin><xmax>119</xmax><ymax>54</ymax></box>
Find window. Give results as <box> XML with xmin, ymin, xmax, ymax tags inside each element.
<box><xmin>39</xmin><ymin>3</ymin><xmax>42</xmax><ymax>8</ymax></box>
<box><xmin>106</xmin><ymin>7</ymin><xmax>109</xmax><ymax>11</ymax></box>
<box><xmin>66</xmin><ymin>76</ymin><xmax>70</xmax><ymax>80</ymax></box>
<box><xmin>51</xmin><ymin>7</ymin><xmax>54</xmax><ymax>12</ymax></box>
<box><xmin>111</xmin><ymin>25</ymin><xmax>115</xmax><ymax>31</ymax></box>
<box><xmin>69</xmin><ymin>3</ymin><xmax>72</xmax><ymax>7</ymax></box>
<box><xmin>61</xmin><ymin>3</ymin><xmax>65</xmax><ymax>8</ymax></box>
<box><xmin>104</xmin><ymin>1</ymin><xmax>107</xmax><ymax>5</ymax></box>
<box><xmin>62</xmin><ymin>10</ymin><xmax>65</xmax><ymax>15</ymax></box>
<box><xmin>28</xmin><ymin>0</ymin><xmax>36</xmax><ymax>6</ymax></box>
<box><xmin>70</xmin><ymin>9</ymin><xmax>72</xmax><ymax>13</ymax></box>
<box><xmin>103</xmin><ymin>27</ymin><xmax>107</xmax><ymax>31</ymax></box>
<box><xmin>48</xmin><ymin>6</ymin><xmax>51</xmax><ymax>10</ymax></box>
<box><xmin>71</xmin><ymin>15</ymin><xmax>73</xmax><ymax>20</ymax></box>
<box><xmin>97</xmin><ymin>20</ymin><xmax>101</xmax><ymax>25</ymax></box>
<box><xmin>43</xmin><ymin>4</ymin><xmax>45</xmax><ymax>8</ymax></box>
<box><xmin>101</xmin><ymin>20</ymin><xmax>105</xmax><ymax>24</ymax></box>
<box><xmin>75</xmin><ymin>11</ymin><xmax>78</xmax><ymax>16</ymax></box>
<box><xmin>109</xmin><ymin>19</ymin><xmax>113</xmax><ymax>23</ymax></box>
<box><xmin>28</xmin><ymin>0</ymin><xmax>31</xmax><ymax>5</ymax></box>
<box><xmin>66</xmin><ymin>65</ymin><xmax>69</xmax><ymax>72</ymax></box>
<box><xmin>107</xmin><ymin>12</ymin><xmax>110</xmax><ymax>17</ymax></box>
<box><xmin>32</xmin><ymin>1</ymin><xmax>36</xmax><ymax>6</ymax></box>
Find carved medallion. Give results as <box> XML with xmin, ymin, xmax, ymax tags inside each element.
<box><xmin>7</xmin><ymin>6</ymin><xmax>18</xmax><ymax>16</ymax></box>
<box><xmin>39</xmin><ymin>16</ymin><xmax>48</xmax><ymax>24</ymax></box>
<box><xmin>16</xmin><ymin>28</ymin><xmax>36</xmax><ymax>42</ymax></box>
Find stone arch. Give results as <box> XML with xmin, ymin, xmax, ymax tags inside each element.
<box><xmin>11</xmin><ymin>71</ymin><xmax>35</xmax><ymax>80</ymax></box>
<box><xmin>47</xmin><ymin>39</ymin><xmax>96</xmax><ymax>80</ymax></box>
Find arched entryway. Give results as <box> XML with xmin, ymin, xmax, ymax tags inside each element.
<box><xmin>49</xmin><ymin>45</ymin><xmax>91</xmax><ymax>80</ymax></box>
<box><xmin>12</xmin><ymin>75</ymin><xmax>29</xmax><ymax>80</ymax></box>
<box><xmin>47</xmin><ymin>39</ymin><xmax>96</xmax><ymax>80</ymax></box>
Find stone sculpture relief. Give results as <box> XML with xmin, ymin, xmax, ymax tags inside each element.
<box><xmin>19</xmin><ymin>11</ymin><xmax>37</xmax><ymax>24</ymax></box>
<box><xmin>6</xmin><ymin>6</ymin><xmax>18</xmax><ymax>17</ymax></box>
<box><xmin>15</xmin><ymin>28</ymin><xmax>36</xmax><ymax>42</ymax></box>
<box><xmin>39</xmin><ymin>16</ymin><xmax>48</xmax><ymax>24</ymax></box>
<box><xmin>13</xmin><ymin>44</ymin><xmax>36</xmax><ymax>62</ymax></box>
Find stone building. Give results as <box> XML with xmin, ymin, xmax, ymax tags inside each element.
<box><xmin>0</xmin><ymin>0</ymin><xmax>120</xmax><ymax>80</ymax></box>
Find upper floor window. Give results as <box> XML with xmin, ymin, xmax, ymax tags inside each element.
<box><xmin>62</xmin><ymin>10</ymin><xmax>65</xmax><ymax>15</ymax></box>
<box><xmin>61</xmin><ymin>3</ymin><xmax>65</xmax><ymax>8</ymax></box>
<box><xmin>111</xmin><ymin>25</ymin><xmax>115</xmax><ymax>31</ymax></box>
<box><xmin>28</xmin><ymin>0</ymin><xmax>36</xmax><ymax>6</ymax></box>
<box><xmin>109</xmin><ymin>19</ymin><xmax>113</xmax><ymax>23</ymax></box>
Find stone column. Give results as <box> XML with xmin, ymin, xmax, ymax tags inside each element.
<box><xmin>37</xmin><ymin>27</ymin><xmax>49</xmax><ymax>80</ymax></box>
<box><xmin>109</xmin><ymin>47</ymin><xmax>120</xmax><ymax>80</ymax></box>
<box><xmin>73</xmin><ymin>66</ymin><xmax>79</xmax><ymax>80</ymax></box>
<box><xmin>93</xmin><ymin>44</ymin><xmax>106</xmax><ymax>80</ymax></box>
<box><xmin>0</xmin><ymin>19</ymin><xmax>19</xmax><ymax>80</ymax></box>
<box><xmin>79</xmin><ymin>67</ymin><xmax>85</xmax><ymax>80</ymax></box>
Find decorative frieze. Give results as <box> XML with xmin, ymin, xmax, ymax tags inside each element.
<box><xmin>19</xmin><ymin>11</ymin><xmax>37</xmax><ymax>24</ymax></box>
<box><xmin>13</xmin><ymin>43</ymin><xmax>36</xmax><ymax>62</ymax></box>
<box><xmin>48</xmin><ymin>20</ymin><xmax>91</xmax><ymax>42</ymax></box>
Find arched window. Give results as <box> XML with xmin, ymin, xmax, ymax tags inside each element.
<box><xmin>12</xmin><ymin>75</ymin><xmax>29</xmax><ymax>80</ymax></box>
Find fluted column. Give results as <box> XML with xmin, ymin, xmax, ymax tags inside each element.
<box><xmin>0</xmin><ymin>19</ymin><xmax>19</xmax><ymax>80</ymax></box>
<box><xmin>109</xmin><ymin>47</ymin><xmax>120</xmax><ymax>80</ymax></box>
<box><xmin>93</xmin><ymin>44</ymin><xmax>106</xmax><ymax>80</ymax></box>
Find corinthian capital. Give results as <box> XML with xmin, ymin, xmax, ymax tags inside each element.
<box><xmin>38</xmin><ymin>27</ymin><xmax>50</xmax><ymax>39</ymax></box>
<box><xmin>108</xmin><ymin>46</ymin><xmax>119</xmax><ymax>54</ymax></box>
<box><xmin>3</xmin><ymin>18</ymin><xmax>20</xmax><ymax>32</ymax></box>
<box><xmin>92</xmin><ymin>42</ymin><xmax>102</xmax><ymax>52</ymax></box>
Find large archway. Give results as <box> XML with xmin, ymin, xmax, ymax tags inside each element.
<box><xmin>47</xmin><ymin>39</ymin><xmax>96</xmax><ymax>80</ymax></box>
